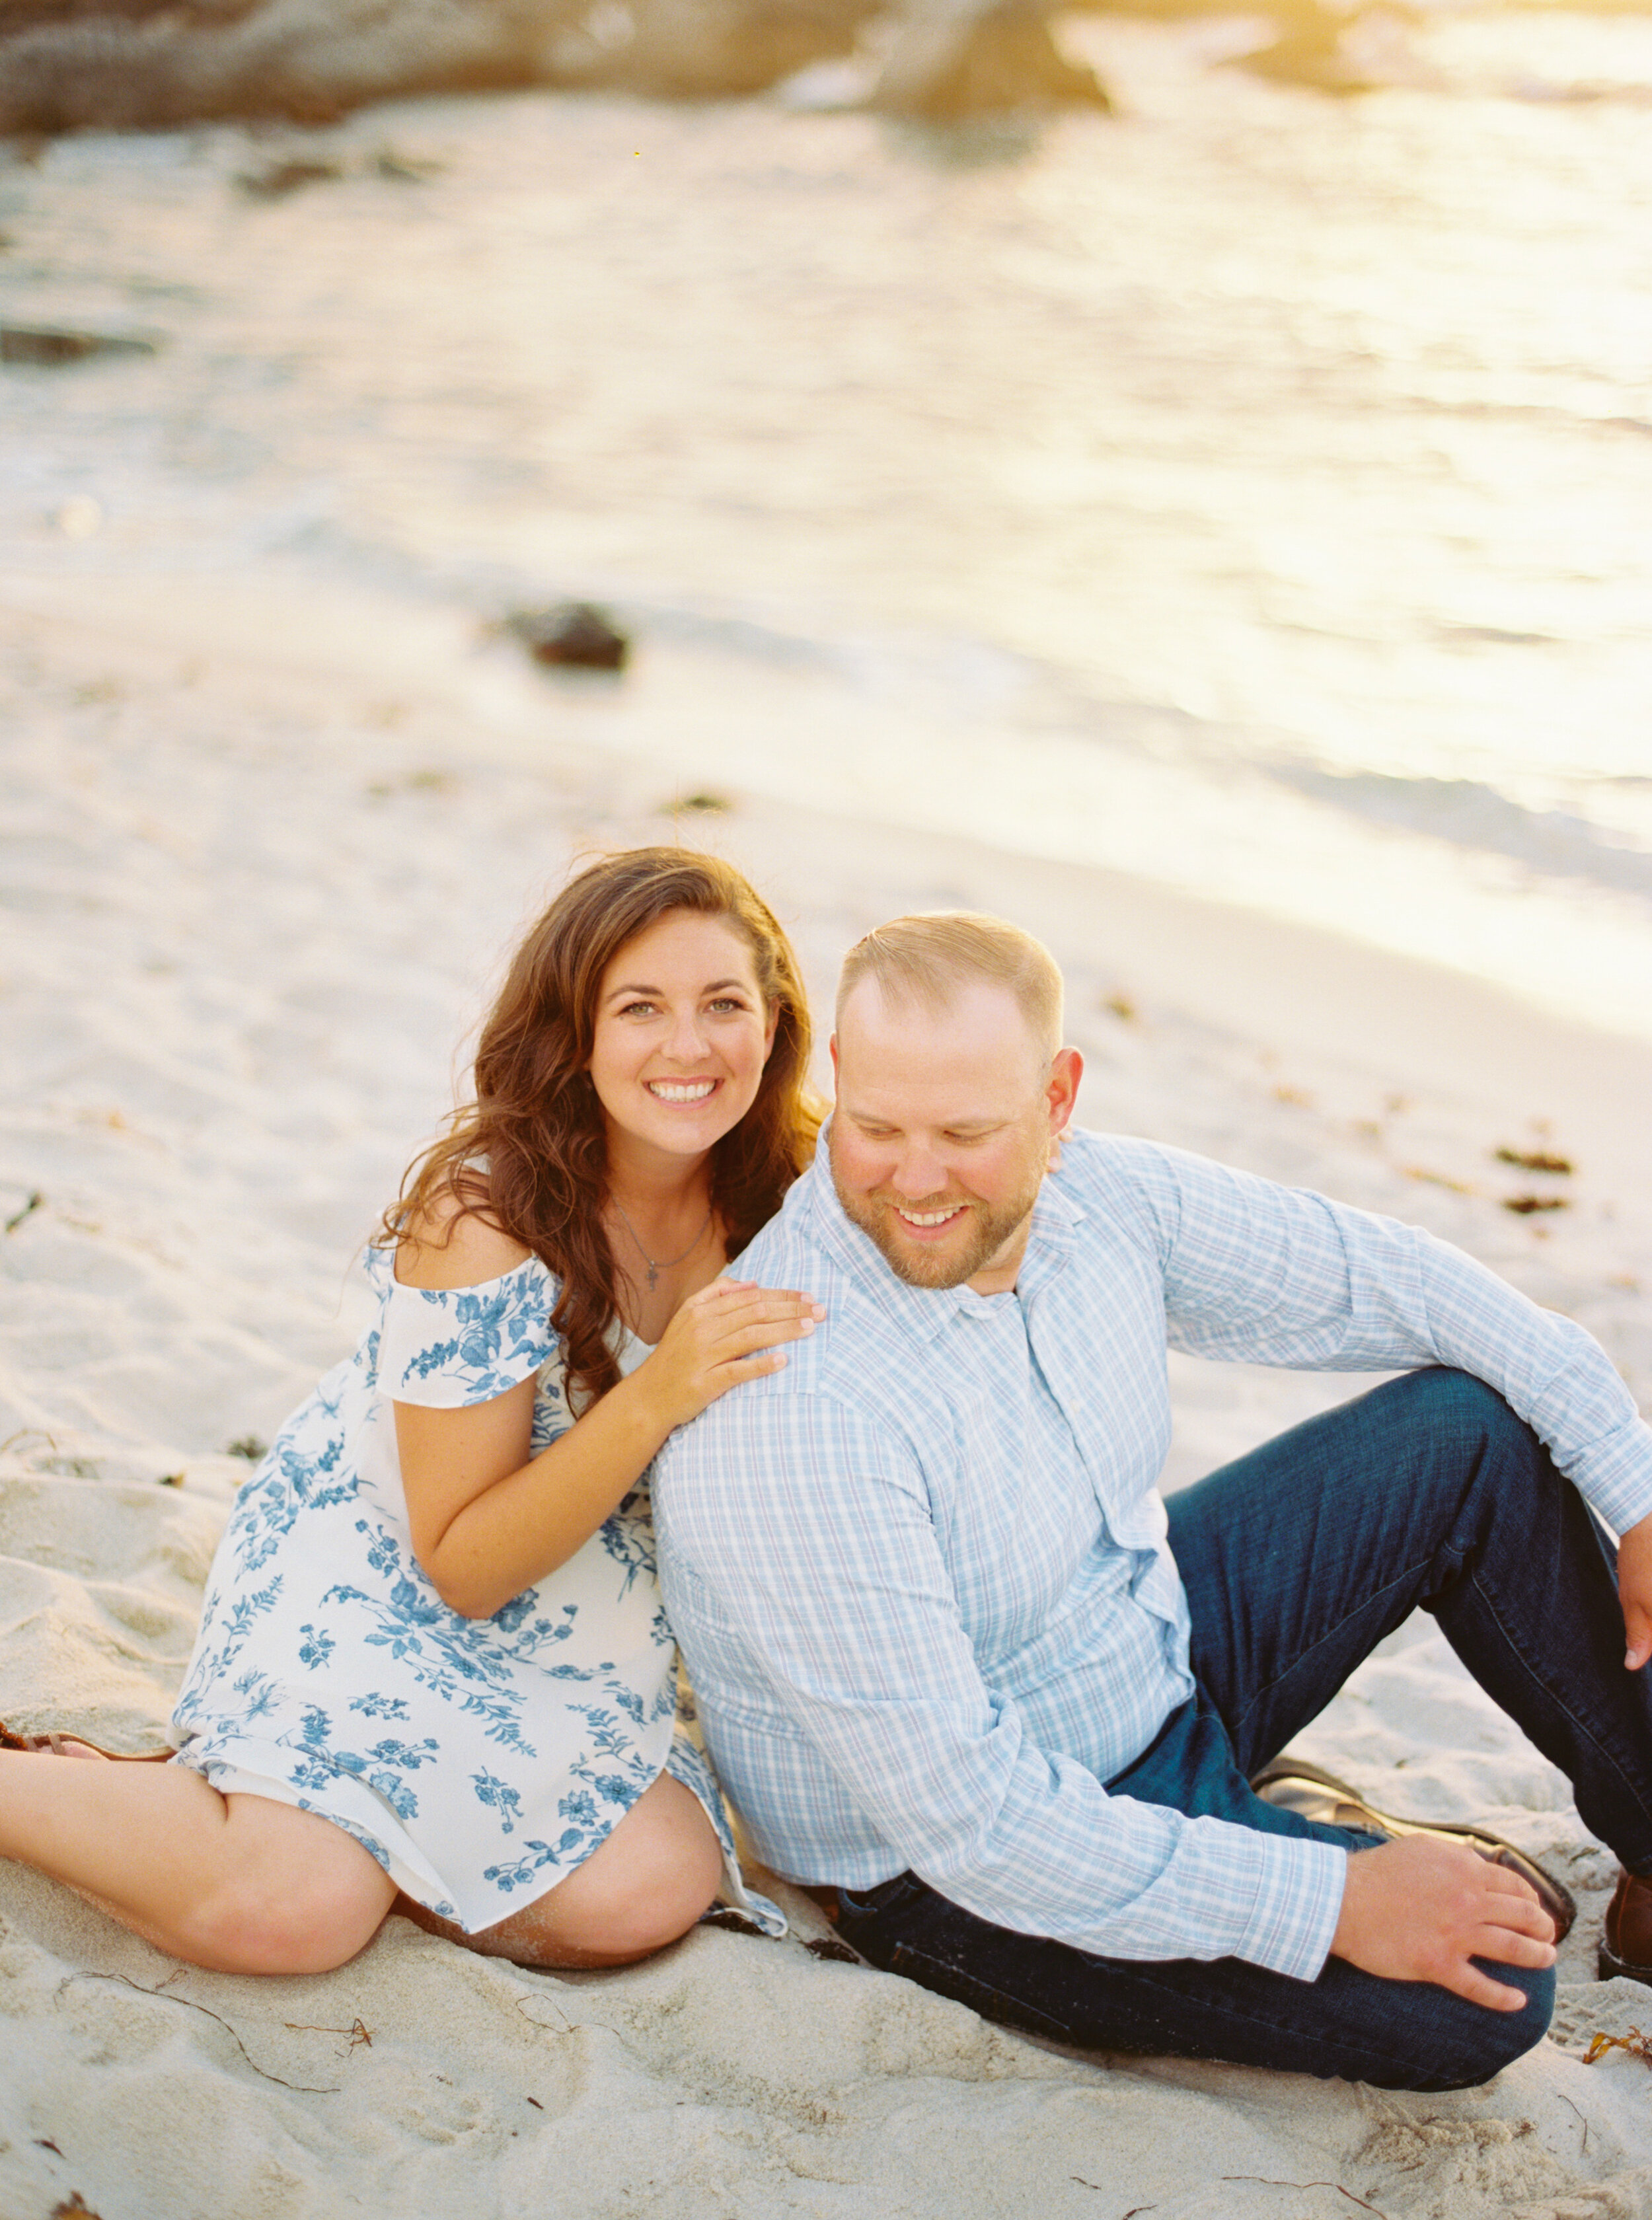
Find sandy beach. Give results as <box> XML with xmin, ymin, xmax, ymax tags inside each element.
<box><xmin>3</xmin><ymin>571</ymin><xmax>1652</xmax><ymax>2219</ymax></box>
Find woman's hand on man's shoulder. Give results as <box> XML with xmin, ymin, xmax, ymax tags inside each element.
<box><xmin>638</xmin><ymin>1279</ymin><xmax>826</xmax><ymax>1431</ymax></box>
<box><xmin>394</xmin><ymin>1195</ymin><xmax>533</xmax><ymax>1291</ymax></box>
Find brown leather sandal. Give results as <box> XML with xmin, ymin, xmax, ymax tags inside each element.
<box><xmin>1251</xmin><ymin>1754</ymin><xmax>1577</xmax><ymax>1942</ymax></box>
<box><xmin>0</xmin><ymin>1719</ymin><xmax>174</xmax><ymax>1762</ymax></box>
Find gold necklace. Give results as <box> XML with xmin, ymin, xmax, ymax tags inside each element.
<box><xmin>609</xmin><ymin>1197</ymin><xmax>713</xmax><ymax>1292</ymax></box>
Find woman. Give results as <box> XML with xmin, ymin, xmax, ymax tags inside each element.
<box><xmin>0</xmin><ymin>848</ymin><xmax>823</xmax><ymax>1974</ymax></box>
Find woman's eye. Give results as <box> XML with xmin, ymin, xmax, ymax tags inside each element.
<box><xmin>620</xmin><ymin>1000</ymin><xmax>657</xmax><ymax>1018</ymax></box>
<box><xmin>707</xmin><ymin>997</ymin><xmax>747</xmax><ymax>1014</ymax></box>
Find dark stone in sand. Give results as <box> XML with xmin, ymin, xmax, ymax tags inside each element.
<box><xmin>1</xmin><ymin>324</ymin><xmax>155</xmax><ymax>365</ymax></box>
<box><xmin>235</xmin><ymin>156</ymin><xmax>343</xmax><ymax>198</ymax></box>
<box><xmin>507</xmin><ymin>602</ymin><xmax>630</xmax><ymax>673</ymax></box>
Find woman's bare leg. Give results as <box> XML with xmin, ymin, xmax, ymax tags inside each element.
<box><xmin>396</xmin><ymin>1772</ymin><xmax>723</xmax><ymax>1970</ymax></box>
<box><xmin>0</xmin><ymin>1749</ymin><xmax>396</xmax><ymax>1973</ymax></box>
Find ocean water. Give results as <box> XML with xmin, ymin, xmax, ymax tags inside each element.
<box><xmin>3</xmin><ymin>10</ymin><xmax>1651</xmax><ymax>1037</ymax></box>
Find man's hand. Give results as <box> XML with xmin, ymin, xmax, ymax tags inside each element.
<box><xmin>1620</xmin><ymin>1511</ymin><xmax>1652</xmax><ymax>1672</ymax></box>
<box><xmin>1329</xmin><ymin>1837</ymin><xmax>1556</xmax><ymax>2011</ymax></box>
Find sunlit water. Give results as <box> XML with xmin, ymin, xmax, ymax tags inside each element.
<box><xmin>3</xmin><ymin>10</ymin><xmax>1650</xmax><ymax>1034</ymax></box>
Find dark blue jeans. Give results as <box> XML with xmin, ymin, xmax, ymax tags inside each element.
<box><xmin>834</xmin><ymin>1370</ymin><xmax>1652</xmax><ymax>2089</ymax></box>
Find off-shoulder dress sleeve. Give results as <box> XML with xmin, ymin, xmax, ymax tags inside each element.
<box><xmin>375</xmin><ymin>1253</ymin><xmax>557</xmax><ymax>1409</ymax></box>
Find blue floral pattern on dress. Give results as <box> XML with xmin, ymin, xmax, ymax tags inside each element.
<box><xmin>170</xmin><ymin>1243</ymin><xmax>781</xmax><ymax>1937</ymax></box>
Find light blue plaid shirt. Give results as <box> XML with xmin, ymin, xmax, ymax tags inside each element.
<box><xmin>656</xmin><ymin>1130</ymin><xmax>1652</xmax><ymax>1980</ymax></box>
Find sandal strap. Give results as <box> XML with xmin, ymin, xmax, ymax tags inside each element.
<box><xmin>0</xmin><ymin>1719</ymin><xmax>174</xmax><ymax>1761</ymax></box>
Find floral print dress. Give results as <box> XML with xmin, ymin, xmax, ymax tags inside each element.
<box><xmin>171</xmin><ymin>1245</ymin><xmax>782</xmax><ymax>1936</ymax></box>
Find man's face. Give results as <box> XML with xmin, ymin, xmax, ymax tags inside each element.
<box><xmin>829</xmin><ymin>977</ymin><xmax>1080</xmax><ymax>1296</ymax></box>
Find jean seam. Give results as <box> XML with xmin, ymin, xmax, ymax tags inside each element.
<box><xmin>886</xmin><ymin>1939</ymin><xmax>1074</xmax><ymax>2044</ymax></box>
<box><xmin>1226</xmin><ymin>1559</ymin><xmax>1437</xmax><ymax>1748</ymax></box>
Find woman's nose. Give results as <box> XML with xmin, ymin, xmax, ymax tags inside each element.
<box><xmin>663</xmin><ymin>1008</ymin><xmax>710</xmax><ymax>1060</ymax></box>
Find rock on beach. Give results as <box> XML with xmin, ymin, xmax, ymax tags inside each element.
<box><xmin>0</xmin><ymin>0</ymin><xmax>1108</xmax><ymax>130</ymax></box>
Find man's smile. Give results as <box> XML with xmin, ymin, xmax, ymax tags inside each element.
<box><xmin>893</xmin><ymin>1203</ymin><xmax>969</xmax><ymax>1232</ymax></box>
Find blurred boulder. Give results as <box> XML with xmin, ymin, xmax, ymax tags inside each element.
<box><xmin>869</xmin><ymin>0</ymin><xmax>1111</xmax><ymax>117</ymax></box>
<box><xmin>1232</xmin><ymin>0</ymin><xmax>1410</xmax><ymax>93</ymax></box>
<box><xmin>0</xmin><ymin>0</ymin><xmax>1107</xmax><ymax>128</ymax></box>
<box><xmin>0</xmin><ymin>0</ymin><xmax>589</xmax><ymax>133</ymax></box>
<box><xmin>0</xmin><ymin>0</ymin><xmax>875</xmax><ymax>129</ymax></box>
<box><xmin>549</xmin><ymin>0</ymin><xmax>874</xmax><ymax>94</ymax></box>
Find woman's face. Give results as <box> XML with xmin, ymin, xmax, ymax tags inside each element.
<box><xmin>588</xmin><ymin>910</ymin><xmax>777</xmax><ymax>1166</ymax></box>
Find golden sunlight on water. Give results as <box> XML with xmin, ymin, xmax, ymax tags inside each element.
<box><xmin>2</xmin><ymin>11</ymin><xmax>1649</xmax><ymax>1031</ymax></box>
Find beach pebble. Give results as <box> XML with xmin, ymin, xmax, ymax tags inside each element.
<box><xmin>235</xmin><ymin>157</ymin><xmax>344</xmax><ymax>200</ymax></box>
<box><xmin>506</xmin><ymin>601</ymin><xmax>631</xmax><ymax>671</ymax></box>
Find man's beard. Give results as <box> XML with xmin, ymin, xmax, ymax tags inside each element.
<box><xmin>829</xmin><ymin>1136</ymin><xmax>1041</xmax><ymax>1291</ymax></box>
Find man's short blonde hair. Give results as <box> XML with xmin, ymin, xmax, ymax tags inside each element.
<box><xmin>835</xmin><ymin>912</ymin><xmax>1065</xmax><ymax>1063</ymax></box>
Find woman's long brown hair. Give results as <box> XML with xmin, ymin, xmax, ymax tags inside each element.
<box><xmin>381</xmin><ymin>848</ymin><xmax>821</xmax><ymax>1411</ymax></box>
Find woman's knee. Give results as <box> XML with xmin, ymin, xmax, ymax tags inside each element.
<box><xmin>515</xmin><ymin>1782</ymin><xmax>723</xmax><ymax>1964</ymax></box>
<box><xmin>181</xmin><ymin>1877</ymin><xmax>388</xmax><ymax>1974</ymax></box>
<box><xmin>179</xmin><ymin>1806</ymin><xmax>395</xmax><ymax>1974</ymax></box>
<box><xmin>562</xmin><ymin>1810</ymin><xmax>722</xmax><ymax>1960</ymax></box>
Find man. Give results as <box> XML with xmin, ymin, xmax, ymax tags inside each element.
<box><xmin>655</xmin><ymin>913</ymin><xmax>1652</xmax><ymax>2088</ymax></box>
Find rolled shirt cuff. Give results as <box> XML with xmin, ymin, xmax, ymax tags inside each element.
<box><xmin>1573</xmin><ymin>1421</ymin><xmax>1652</xmax><ymax>1540</ymax></box>
<box><xmin>1231</xmin><ymin>1830</ymin><xmax>1348</xmax><ymax>1982</ymax></box>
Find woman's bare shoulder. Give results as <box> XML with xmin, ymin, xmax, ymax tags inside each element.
<box><xmin>394</xmin><ymin>1192</ymin><xmax>535</xmax><ymax>1291</ymax></box>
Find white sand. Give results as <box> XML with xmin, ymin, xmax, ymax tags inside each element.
<box><xmin>5</xmin><ymin>576</ymin><xmax>1652</xmax><ymax>2220</ymax></box>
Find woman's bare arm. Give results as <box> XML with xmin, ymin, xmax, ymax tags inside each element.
<box><xmin>392</xmin><ymin>1207</ymin><xmax>821</xmax><ymax>1619</ymax></box>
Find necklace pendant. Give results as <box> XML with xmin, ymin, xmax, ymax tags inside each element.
<box><xmin>611</xmin><ymin>1197</ymin><xmax>712</xmax><ymax>1295</ymax></box>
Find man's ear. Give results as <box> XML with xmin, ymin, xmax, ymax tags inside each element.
<box><xmin>1047</xmin><ymin>1046</ymin><xmax>1083</xmax><ymax>1136</ymax></box>
<box><xmin>829</xmin><ymin>1033</ymin><xmax>840</xmax><ymax>1095</ymax></box>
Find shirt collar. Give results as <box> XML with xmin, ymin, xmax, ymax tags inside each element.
<box><xmin>803</xmin><ymin>1121</ymin><xmax>1086</xmax><ymax>1343</ymax></box>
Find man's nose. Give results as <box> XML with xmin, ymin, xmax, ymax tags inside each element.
<box><xmin>891</xmin><ymin>1145</ymin><xmax>948</xmax><ymax>1200</ymax></box>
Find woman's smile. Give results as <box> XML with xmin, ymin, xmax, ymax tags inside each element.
<box><xmin>589</xmin><ymin>912</ymin><xmax>778</xmax><ymax>1165</ymax></box>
